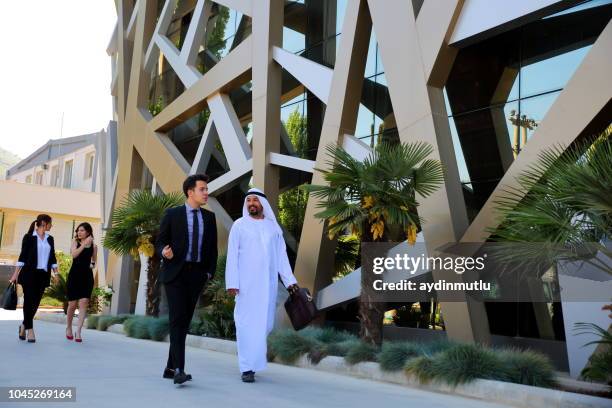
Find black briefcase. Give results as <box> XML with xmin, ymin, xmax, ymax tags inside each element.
<box><xmin>2</xmin><ymin>282</ymin><xmax>17</xmax><ymax>310</ymax></box>
<box><xmin>284</xmin><ymin>287</ymin><xmax>318</xmax><ymax>330</ymax></box>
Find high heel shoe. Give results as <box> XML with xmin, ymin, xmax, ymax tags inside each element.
<box><xmin>75</xmin><ymin>332</ymin><xmax>82</xmax><ymax>343</ymax></box>
<box><xmin>26</xmin><ymin>330</ymin><xmax>36</xmax><ymax>343</ymax></box>
<box><xmin>18</xmin><ymin>325</ymin><xmax>26</xmax><ymax>341</ymax></box>
<box><xmin>66</xmin><ymin>328</ymin><xmax>74</xmax><ymax>340</ymax></box>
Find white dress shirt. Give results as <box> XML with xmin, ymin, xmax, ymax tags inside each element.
<box><xmin>16</xmin><ymin>231</ymin><xmax>58</xmax><ymax>270</ymax></box>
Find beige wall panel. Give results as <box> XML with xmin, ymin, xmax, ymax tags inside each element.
<box><xmin>150</xmin><ymin>38</ymin><xmax>253</xmax><ymax>133</ymax></box>
<box><xmin>368</xmin><ymin>0</ymin><xmax>491</xmax><ymax>343</ymax></box>
<box><xmin>293</xmin><ymin>0</ymin><xmax>372</xmax><ymax>293</ymax></box>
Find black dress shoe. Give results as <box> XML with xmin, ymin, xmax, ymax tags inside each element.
<box><xmin>173</xmin><ymin>371</ymin><xmax>192</xmax><ymax>385</ymax></box>
<box><xmin>241</xmin><ymin>371</ymin><xmax>255</xmax><ymax>383</ymax></box>
<box><xmin>163</xmin><ymin>368</ymin><xmax>175</xmax><ymax>379</ymax></box>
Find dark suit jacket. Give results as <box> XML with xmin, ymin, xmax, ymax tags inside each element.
<box><xmin>17</xmin><ymin>233</ymin><xmax>58</xmax><ymax>288</ymax></box>
<box><xmin>156</xmin><ymin>205</ymin><xmax>218</xmax><ymax>284</ymax></box>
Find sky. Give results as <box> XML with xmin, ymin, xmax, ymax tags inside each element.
<box><xmin>0</xmin><ymin>1</ymin><xmax>117</xmax><ymax>159</ymax></box>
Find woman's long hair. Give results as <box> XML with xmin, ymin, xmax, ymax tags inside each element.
<box><xmin>27</xmin><ymin>214</ymin><xmax>52</xmax><ymax>235</ymax></box>
<box><xmin>74</xmin><ymin>222</ymin><xmax>94</xmax><ymax>243</ymax></box>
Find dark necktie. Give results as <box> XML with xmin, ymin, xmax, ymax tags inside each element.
<box><xmin>192</xmin><ymin>209</ymin><xmax>199</xmax><ymax>262</ymax></box>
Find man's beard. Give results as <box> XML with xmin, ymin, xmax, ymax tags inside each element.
<box><xmin>248</xmin><ymin>205</ymin><xmax>261</xmax><ymax>216</ymax></box>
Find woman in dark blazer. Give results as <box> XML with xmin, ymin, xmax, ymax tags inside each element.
<box><xmin>9</xmin><ymin>214</ymin><xmax>58</xmax><ymax>343</ymax></box>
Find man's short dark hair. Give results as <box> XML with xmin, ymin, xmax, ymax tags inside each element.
<box><xmin>183</xmin><ymin>174</ymin><xmax>209</xmax><ymax>197</ymax></box>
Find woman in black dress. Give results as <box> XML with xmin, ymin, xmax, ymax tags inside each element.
<box><xmin>66</xmin><ymin>222</ymin><xmax>97</xmax><ymax>342</ymax></box>
<box><xmin>9</xmin><ymin>214</ymin><xmax>58</xmax><ymax>343</ymax></box>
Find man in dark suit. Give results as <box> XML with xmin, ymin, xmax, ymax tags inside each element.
<box><xmin>156</xmin><ymin>174</ymin><xmax>217</xmax><ymax>385</ymax></box>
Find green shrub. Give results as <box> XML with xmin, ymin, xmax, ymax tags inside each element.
<box><xmin>124</xmin><ymin>316</ymin><xmax>151</xmax><ymax>339</ymax></box>
<box><xmin>405</xmin><ymin>355</ymin><xmax>437</xmax><ymax>383</ymax></box>
<box><xmin>189</xmin><ymin>305</ymin><xmax>235</xmax><ymax>339</ymax></box>
<box><xmin>268</xmin><ymin>329</ymin><xmax>320</xmax><ymax>364</ymax></box>
<box><xmin>406</xmin><ymin>343</ymin><xmax>504</xmax><ymax>386</ymax></box>
<box><xmin>86</xmin><ymin>315</ymin><xmax>101</xmax><ymax>329</ymax></box>
<box><xmin>40</xmin><ymin>296</ymin><xmax>63</xmax><ymax>307</ymax></box>
<box><xmin>497</xmin><ymin>349</ymin><xmax>556</xmax><ymax>388</ymax></box>
<box><xmin>379</xmin><ymin>341</ymin><xmax>425</xmax><ymax>371</ymax></box>
<box><xmin>580</xmin><ymin>348</ymin><xmax>612</xmax><ymax>385</ymax></box>
<box><xmin>300</xmin><ymin>327</ymin><xmax>356</xmax><ymax>344</ymax></box>
<box><xmin>97</xmin><ymin>315</ymin><xmax>130</xmax><ymax>331</ymax></box>
<box><xmin>188</xmin><ymin>255</ymin><xmax>236</xmax><ymax>340</ymax></box>
<box><xmin>345</xmin><ymin>341</ymin><xmax>379</xmax><ymax>365</ymax></box>
<box><xmin>324</xmin><ymin>339</ymin><xmax>361</xmax><ymax>357</ymax></box>
<box><xmin>148</xmin><ymin>316</ymin><xmax>170</xmax><ymax>341</ymax></box>
<box><xmin>421</xmin><ymin>339</ymin><xmax>457</xmax><ymax>356</ymax></box>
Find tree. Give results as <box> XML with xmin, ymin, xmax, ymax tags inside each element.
<box><xmin>279</xmin><ymin>109</ymin><xmax>309</xmax><ymax>239</ymax></box>
<box><xmin>490</xmin><ymin>127</ymin><xmax>612</xmax><ymax>276</ymax></box>
<box><xmin>307</xmin><ymin>141</ymin><xmax>444</xmax><ymax>345</ymax></box>
<box><xmin>103</xmin><ymin>190</ymin><xmax>184</xmax><ymax>316</ymax></box>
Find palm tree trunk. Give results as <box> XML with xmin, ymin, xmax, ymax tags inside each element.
<box><xmin>146</xmin><ymin>254</ymin><xmax>161</xmax><ymax>317</ymax></box>
<box><xmin>358</xmin><ymin>220</ymin><xmax>385</xmax><ymax>346</ymax></box>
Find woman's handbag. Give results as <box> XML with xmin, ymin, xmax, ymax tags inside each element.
<box><xmin>284</xmin><ymin>287</ymin><xmax>318</xmax><ymax>330</ymax></box>
<box><xmin>2</xmin><ymin>282</ymin><xmax>18</xmax><ymax>310</ymax></box>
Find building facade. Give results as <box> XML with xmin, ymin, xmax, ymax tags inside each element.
<box><xmin>6</xmin><ymin>132</ymin><xmax>102</xmax><ymax>192</ymax></box>
<box><xmin>1</xmin><ymin>125</ymin><xmax>118</xmax><ymax>284</ymax></box>
<box><xmin>106</xmin><ymin>0</ymin><xmax>612</xmax><ymax>377</ymax></box>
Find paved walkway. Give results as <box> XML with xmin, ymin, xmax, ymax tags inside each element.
<box><xmin>0</xmin><ymin>316</ymin><xmax>512</xmax><ymax>408</ymax></box>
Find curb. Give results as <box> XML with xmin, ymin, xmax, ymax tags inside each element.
<box><xmin>36</xmin><ymin>313</ymin><xmax>610</xmax><ymax>408</ymax></box>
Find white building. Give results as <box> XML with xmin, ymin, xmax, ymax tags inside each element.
<box><xmin>7</xmin><ymin>132</ymin><xmax>104</xmax><ymax>192</ymax></box>
<box><xmin>1</xmin><ymin>123</ymin><xmax>117</xmax><ymax>282</ymax></box>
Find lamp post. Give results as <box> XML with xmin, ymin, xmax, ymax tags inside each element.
<box><xmin>508</xmin><ymin>110</ymin><xmax>538</xmax><ymax>158</ymax></box>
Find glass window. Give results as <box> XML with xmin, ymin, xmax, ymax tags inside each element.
<box><xmin>364</xmin><ymin>32</ymin><xmax>378</xmax><ymax>78</ymax></box>
<box><xmin>35</xmin><ymin>171</ymin><xmax>43</xmax><ymax>185</ymax></box>
<box><xmin>443</xmin><ymin>1</ymin><xmax>611</xmax><ymax>222</ymax></box>
<box><xmin>520</xmin><ymin>46</ymin><xmax>590</xmax><ymax>98</ymax></box>
<box><xmin>84</xmin><ymin>153</ymin><xmax>95</xmax><ymax>179</ymax></box>
<box><xmin>63</xmin><ymin>160</ymin><xmax>73</xmax><ymax>188</ymax></box>
<box><xmin>445</xmin><ymin>30</ymin><xmax>519</xmax><ymax>116</ymax></box>
<box><xmin>518</xmin><ymin>91</ymin><xmax>561</xmax><ymax>145</ymax></box>
<box><xmin>25</xmin><ymin>175</ymin><xmax>32</xmax><ymax>184</ymax></box>
<box><xmin>50</xmin><ymin>165</ymin><xmax>59</xmax><ymax>187</ymax></box>
<box><xmin>336</xmin><ymin>0</ymin><xmax>347</xmax><ymax>34</ymax></box>
<box><xmin>283</xmin><ymin>27</ymin><xmax>305</xmax><ymax>53</ymax></box>
<box><xmin>355</xmin><ymin>104</ymin><xmax>375</xmax><ymax>139</ymax></box>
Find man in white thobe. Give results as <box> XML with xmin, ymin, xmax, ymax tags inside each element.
<box><xmin>225</xmin><ymin>188</ymin><xmax>299</xmax><ymax>383</ymax></box>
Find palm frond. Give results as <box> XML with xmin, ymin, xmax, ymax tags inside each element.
<box><xmin>103</xmin><ymin>190</ymin><xmax>184</xmax><ymax>256</ymax></box>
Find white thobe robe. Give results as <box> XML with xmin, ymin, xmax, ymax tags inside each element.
<box><xmin>225</xmin><ymin>217</ymin><xmax>297</xmax><ymax>373</ymax></box>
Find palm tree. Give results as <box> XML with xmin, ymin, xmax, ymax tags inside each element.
<box><xmin>103</xmin><ymin>189</ymin><xmax>183</xmax><ymax>316</ymax></box>
<box><xmin>489</xmin><ymin>128</ymin><xmax>612</xmax><ymax>276</ymax></box>
<box><xmin>307</xmin><ymin>141</ymin><xmax>444</xmax><ymax>345</ymax></box>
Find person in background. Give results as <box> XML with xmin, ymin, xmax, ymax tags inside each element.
<box><xmin>66</xmin><ymin>222</ymin><xmax>97</xmax><ymax>343</ymax></box>
<box><xmin>9</xmin><ymin>214</ymin><xmax>58</xmax><ymax>343</ymax></box>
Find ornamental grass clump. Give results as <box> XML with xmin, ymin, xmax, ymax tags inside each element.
<box><xmin>147</xmin><ymin>316</ymin><xmax>170</xmax><ymax>341</ymax></box>
<box><xmin>86</xmin><ymin>314</ymin><xmax>100</xmax><ymax>329</ymax></box>
<box><xmin>345</xmin><ymin>341</ymin><xmax>379</xmax><ymax>365</ymax></box>
<box><xmin>267</xmin><ymin>329</ymin><xmax>320</xmax><ymax>364</ymax></box>
<box><xmin>497</xmin><ymin>348</ymin><xmax>557</xmax><ymax>388</ymax></box>
<box><xmin>324</xmin><ymin>338</ymin><xmax>362</xmax><ymax>357</ymax></box>
<box><xmin>405</xmin><ymin>343</ymin><xmax>504</xmax><ymax>385</ymax></box>
<box><xmin>124</xmin><ymin>316</ymin><xmax>152</xmax><ymax>339</ymax></box>
<box><xmin>96</xmin><ymin>314</ymin><xmax>130</xmax><ymax>331</ymax></box>
<box><xmin>379</xmin><ymin>341</ymin><xmax>425</xmax><ymax>371</ymax></box>
<box><xmin>300</xmin><ymin>326</ymin><xmax>356</xmax><ymax>344</ymax></box>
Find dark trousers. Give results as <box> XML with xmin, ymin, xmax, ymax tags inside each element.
<box><xmin>22</xmin><ymin>270</ymin><xmax>47</xmax><ymax>330</ymax></box>
<box><xmin>164</xmin><ymin>262</ymin><xmax>206</xmax><ymax>371</ymax></box>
